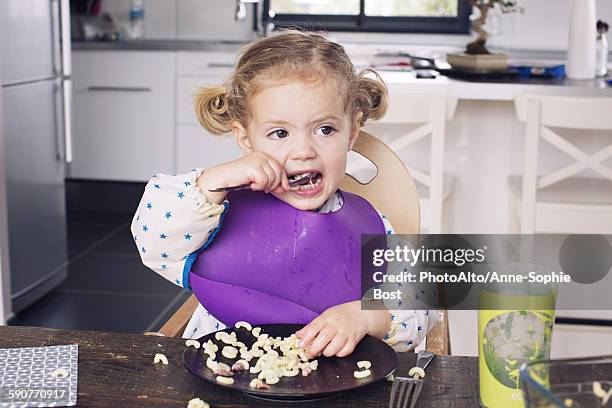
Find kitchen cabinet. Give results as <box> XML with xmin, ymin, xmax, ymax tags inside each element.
<box><xmin>70</xmin><ymin>48</ymin><xmax>241</xmax><ymax>181</ymax></box>
<box><xmin>176</xmin><ymin>51</ymin><xmax>236</xmax><ymax>76</ymax></box>
<box><xmin>175</xmin><ymin>51</ymin><xmax>240</xmax><ymax>172</ymax></box>
<box><xmin>70</xmin><ymin>51</ymin><xmax>175</xmax><ymax>181</ymax></box>
<box><xmin>176</xmin><ymin>125</ymin><xmax>241</xmax><ymax>174</ymax></box>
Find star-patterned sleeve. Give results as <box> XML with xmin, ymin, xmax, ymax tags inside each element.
<box><xmin>377</xmin><ymin>213</ymin><xmax>442</xmax><ymax>352</ymax></box>
<box><xmin>130</xmin><ymin>169</ymin><xmax>227</xmax><ymax>289</ymax></box>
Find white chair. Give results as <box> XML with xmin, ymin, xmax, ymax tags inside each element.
<box><xmin>357</xmin><ymin>89</ymin><xmax>457</xmax><ymax>233</ymax></box>
<box><xmin>511</xmin><ymin>93</ymin><xmax>612</xmax><ymax>234</ymax></box>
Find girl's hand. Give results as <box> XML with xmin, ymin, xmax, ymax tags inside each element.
<box><xmin>295</xmin><ymin>301</ymin><xmax>391</xmax><ymax>358</ymax></box>
<box><xmin>197</xmin><ymin>152</ymin><xmax>290</xmax><ymax>204</ymax></box>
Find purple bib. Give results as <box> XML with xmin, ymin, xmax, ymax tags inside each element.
<box><xmin>188</xmin><ymin>190</ymin><xmax>385</xmax><ymax>326</ymax></box>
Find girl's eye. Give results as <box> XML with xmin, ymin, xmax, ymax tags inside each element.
<box><xmin>316</xmin><ymin>126</ymin><xmax>336</xmax><ymax>137</ymax></box>
<box><xmin>267</xmin><ymin>129</ymin><xmax>288</xmax><ymax>139</ymax></box>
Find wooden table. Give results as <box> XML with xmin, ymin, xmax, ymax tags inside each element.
<box><xmin>0</xmin><ymin>326</ymin><xmax>479</xmax><ymax>407</ymax></box>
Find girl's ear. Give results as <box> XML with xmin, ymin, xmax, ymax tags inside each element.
<box><xmin>348</xmin><ymin>111</ymin><xmax>364</xmax><ymax>151</ymax></box>
<box><xmin>232</xmin><ymin>120</ymin><xmax>253</xmax><ymax>154</ymax></box>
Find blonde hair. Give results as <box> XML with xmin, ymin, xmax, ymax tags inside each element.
<box><xmin>195</xmin><ymin>29</ymin><xmax>388</xmax><ymax>135</ymax></box>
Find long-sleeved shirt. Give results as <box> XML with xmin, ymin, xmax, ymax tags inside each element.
<box><xmin>132</xmin><ymin>169</ymin><xmax>440</xmax><ymax>351</ymax></box>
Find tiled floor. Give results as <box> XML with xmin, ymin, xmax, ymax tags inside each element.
<box><xmin>10</xmin><ymin>210</ymin><xmax>190</xmax><ymax>334</ymax></box>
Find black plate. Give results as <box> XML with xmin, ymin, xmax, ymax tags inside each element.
<box><xmin>183</xmin><ymin>324</ymin><xmax>398</xmax><ymax>401</ymax></box>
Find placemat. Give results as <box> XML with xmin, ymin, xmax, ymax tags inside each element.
<box><xmin>0</xmin><ymin>345</ymin><xmax>78</xmax><ymax>407</ymax></box>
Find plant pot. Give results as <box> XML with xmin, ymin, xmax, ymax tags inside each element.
<box><xmin>446</xmin><ymin>52</ymin><xmax>509</xmax><ymax>71</ymax></box>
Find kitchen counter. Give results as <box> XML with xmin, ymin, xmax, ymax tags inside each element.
<box><xmin>72</xmin><ymin>39</ymin><xmax>602</xmax><ymax>61</ymax></box>
<box><xmin>0</xmin><ymin>325</ymin><xmax>479</xmax><ymax>407</ymax></box>
<box><xmin>376</xmin><ymin>71</ymin><xmax>612</xmax><ymax>101</ymax></box>
<box><xmin>72</xmin><ymin>39</ymin><xmax>247</xmax><ymax>53</ymax></box>
<box><xmin>72</xmin><ymin>40</ymin><xmax>612</xmax><ymax>101</ymax></box>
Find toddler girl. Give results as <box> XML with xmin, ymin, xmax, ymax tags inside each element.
<box><xmin>132</xmin><ymin>30</ymin><xmax>439</xmax><ymax>357</ymax></box>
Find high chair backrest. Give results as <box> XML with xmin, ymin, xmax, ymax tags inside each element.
<box><xmin>342</xmin><ymin>130</ymin><xmax>420</xmax><ymax>234</ymax></box>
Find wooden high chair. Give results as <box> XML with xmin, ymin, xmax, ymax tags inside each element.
<box><xmin>147</xmin><ymin>130</ymin><xmax>451</xmax><ymax>355</ymax></box>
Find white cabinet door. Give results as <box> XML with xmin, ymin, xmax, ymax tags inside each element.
<box><xmin>448</xmin><ymin>310</ymin><xmax>478</xmax><ymax>356</ymax></box>
<box><xmin>176</xmin><ymin>125</ymin><xmax>241</xmax><ymax>174</ymax></box>
<box><xmin>551</xmin><ymin>325</ymin><xmax>612</xmax><ymax>358</ymax></box>
<box><xmin>175</xmin><ymin>51</ymin><xmax>238</xmax><ymax>174</ymax></box>
<box><xmin>176</xmin><ymin>51</ymin><xmax>235</xmax><ymax>126</ymax></box>
<box><xmin>177</xmin><ymin>52</ymin><xmax>236</xmax><ymax>76</ymax></box>
<box><xmin>70</xmin><ymin>51</ymin><xmax>175</xmax><ymax>181</ymax></box>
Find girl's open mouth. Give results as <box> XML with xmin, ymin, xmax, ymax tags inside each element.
<box><xmin>287</xmin><ymin>171</ymin><xmax>324</xmax><ymax>194</ymax></box>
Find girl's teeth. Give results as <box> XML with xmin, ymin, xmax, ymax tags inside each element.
<box><xmin>291</xmin><ymin>174</ymin><xmax>321</xmax><ymax>191</ymax></box>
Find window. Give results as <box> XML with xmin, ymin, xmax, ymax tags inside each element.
<box><xmin>262</xmin><ymin>0</ymin><xmax>471</xmax><ymax>34</ymax></box>
<box><xmin>271</xmin><ymin>0</ymin><xmax>360</xmax><ymax>15</ymax></box>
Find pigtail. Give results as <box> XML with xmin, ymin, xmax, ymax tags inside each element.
<box><xmin>194</xmin><ymin>85</ymin><xmax>232</xmax><ymax>135</ymax></box>
<box><xmin>354</xmin><ymin>68</ymin><xmax>389</xmax><ymax>125</ymax></box>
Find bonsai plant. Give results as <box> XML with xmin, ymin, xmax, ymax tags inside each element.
<box><xmin>466</xmin><ymin>0</ymin><xmax>523</xmax><ymax>55</ymax></box>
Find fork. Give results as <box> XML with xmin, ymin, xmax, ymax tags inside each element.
<box><xmin>389</xmin><ymin>350</ymin><xmax>436</xmax><ymax>408</ymax></box>
<box><xmin>208</xmin><ymin>173</ymin><xmax>316</xmax><ymax>193</ymax></box>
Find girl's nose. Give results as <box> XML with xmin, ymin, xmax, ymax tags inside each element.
<box><xmin>288</xmin><ymin>134</ymin><xmax>317</xmax><ymax>161</ymax></box>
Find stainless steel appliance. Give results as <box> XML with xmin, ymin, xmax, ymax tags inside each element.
<box><xmin>0</xmin><ymin>0</ymin><xmax>72</xmax><ymax>313</ymax></box>
<box><xmin>0</xmin><ymin>49</ymin><xmax>11</xmax><ymax>325</ymax></box>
